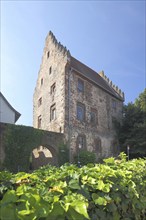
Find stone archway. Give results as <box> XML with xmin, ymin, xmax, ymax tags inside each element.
<box><xmin>0</xmin><ymin>123</ymin><xmax>64</xmax><ymax>172</ymax></box>
<box><xmin>30</xmin><ymin>145</ymin><xmax>58</xmax><ymax>170</ymax></box>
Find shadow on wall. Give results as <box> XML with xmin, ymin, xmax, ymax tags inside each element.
<box><xmin>30</xmin><ymin>146</ymin><xmax>57</xmax><ymax>170</ymax></box>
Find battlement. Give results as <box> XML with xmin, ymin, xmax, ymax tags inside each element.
<box><xmin>99</xmin><ymin>71</ymin><xmax>125</xmax><ymax>100</ymax></box>
<box><xmin>46</xmin><ymin>31</ymin><xmax>71</xmax><ymax>57</ymax></box>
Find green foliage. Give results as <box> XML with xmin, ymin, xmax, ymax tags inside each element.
<box><xmin>118</xmin><ymin>89</ymin><xmax>146</xmax><ymax>158</ymax></box>
<box><xmin>74</xmin><ymin>150</ymin><xmax>96</xmax><ymax>166</ymax></box>
<box><xmin>135</xmin><ymin>88</ymin><xmax>146</xmax><ymax>112</ymax></box>
<box><xmin>2</xmin><ymin>124</ymin><xmax>43</xmax><ymax>172</ymax></box>
<box><xmin>1</xmin><ymin>154</ymin><xmax>145</xmax><ymax>219</ymax></box>
<box><xmin>58</xmin><ymin>143</ymin><xmax>69</xmax><ymax>166</ymax></box>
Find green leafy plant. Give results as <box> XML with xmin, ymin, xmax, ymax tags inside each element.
<box><xmin>1</xmin><ymin>153</ymin><xmax>146</xmax><ymax>219</ymax></box>
<box><xmin>58</xmin><ymin>143</ymin><xmax>69</xmax><ymax>166</ymax></box>
<box><xmin>74</xmin><ymin>150</ymin><xmax>96</xmax><ymax>166</ymax></box>
<box><xmin>118</xmin><ymin>89</ymin><xmax>146</xmax><ymax>158</ymax></box>
<box><xmin>2</xmin><ymin>124</ymin><xmax>44</xmax><ymax>172</ymax></box>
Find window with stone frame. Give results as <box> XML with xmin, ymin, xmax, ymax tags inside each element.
<box><xmin>77</xmin><ymin>102</ymin><xmax>85</xmax><ymax>121</ymax></box>
<box><xmin>38</xmin><ymin>97</ymin><xmax>42</xmax><ymax>107</ymax></box>
<box><xmin>77</xmin><ymin>78</ymin><xmax>84</xmax><ymax>93</ymax></box>
<box><xmin>51</xmin><ymin>83</ymin><xmax>56</xmax><ymax>95</ymax></box>
<box><xmin>76</xmin><ymin>134</ymin><xmax>86</xmax><ymax>150</ymax></box>
<box><xmin>50</xmin><ymin>104</ymin><xmax>56</xmax><ymax>121</ymax></box>
<box><xmin>38</xmin><ymin>115</ymin><xmax>42</xmax><ymax>128</ymax></box>
<box><xmin>90</xmin><ymin>108</ymin><xmax>98</xmax><ymax>126</ymax></box>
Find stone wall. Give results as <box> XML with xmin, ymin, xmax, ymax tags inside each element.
<box><xmin>33</xmin><ymin>31</ymin><xmax>124</xmax><ymax>162</ymax></box>
<box><xmin>33</xmin><ymin>31</ymin><xmax>70</xmax><ymax>134</ymax></box>
<box><xmin>64</xmin><ymin>70</ymin><xmax>122</xmax><ymax>161</ymax></box>
<box><xmin>0</xmin><ymin>122</ymin><xmax>64</xmax><ymax>170</ymax></box>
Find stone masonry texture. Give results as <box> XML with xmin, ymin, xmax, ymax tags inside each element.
<box><xmin>33</xmin><ymin>31</ymin><xmax>124</xmax><ymax>162</ymax></box>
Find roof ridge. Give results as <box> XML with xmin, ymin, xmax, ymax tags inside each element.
<box><xmin>71</xmin><ymin>56</ymin><xmax>98</xmax><ymax>75</ymax></box>
<box><xmin>70</xmin><ymin>57</ymin><xmax>124</xmax><ymax>101</ymax></box>
<box><xmin>98</xmin><ymin>71</ymin><xmax>125</xmax><ymax>100</ymax></box>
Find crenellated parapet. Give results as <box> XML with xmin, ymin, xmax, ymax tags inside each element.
<box><xmin>46</xmin><ymin>31</ymin><xmax>71</xmax><ymax>57</ymax></box>
<box><xmin>99</xmin><ymin>71</ymin><xmax>125</xmax><ymax>100</ymax></box>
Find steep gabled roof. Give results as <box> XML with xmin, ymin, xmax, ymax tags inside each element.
<box><xmin>70</xmin><ymin>56</ymin><xmax>124</xmax><ymax>101</ymax></box>
<box><xmin>0</xmin><ymin>92</ymin><xmax>21</xmax><ymax>122</ymax></box>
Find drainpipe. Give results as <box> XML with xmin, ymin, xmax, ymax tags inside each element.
<box><xmin>68</xmin><ymin>67</ymin><xmax>72</xmax><ymax>163</ymax></box>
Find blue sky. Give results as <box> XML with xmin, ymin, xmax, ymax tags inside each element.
<box><xmin>1</xmin><ymin>0</ymin><xmax>145</xmax><ymax>126</ymax></box>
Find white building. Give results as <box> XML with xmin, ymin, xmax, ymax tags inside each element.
<box><xmin>0</xmin><ymin>92</ymin><xmax>21</xmax><ymax>124</ymax></box>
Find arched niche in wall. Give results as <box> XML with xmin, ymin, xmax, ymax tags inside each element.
<box><xmin>30</xmin><ymin>145</ymin><xmax>58</xmax><ymax>170</ymax></box>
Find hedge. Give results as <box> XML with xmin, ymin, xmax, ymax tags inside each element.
<box><xmin>0</xmin><ymin>153</ymin><xmax>146</xmax><ymax>220</ymax></box>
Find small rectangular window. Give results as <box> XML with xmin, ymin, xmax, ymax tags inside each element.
<box><xmin>41</xmin><ymin>78</ymin><xmax>43</xmax><ymax>86</ymax></box>
<box><xmin>50</xmin><ymin>104</ymin><xmax>56</xmax><ymax>121</ymax></box>
<box><xmin>38</xmin><ymin>115</ymin><xmax>42</xmax><ymax>128</ymax></box>
<box><xmin>47</xmin><ymin>51</ymin><xmax>50</xmax><ymax>59</ymax></box>
<box><xmin>49</xmin><ymin>66</ymin><xmax>52</xmax><ymax>74</ymax></box>
<box><xmin>77</xmin><ymin>135</ymin><xmax>86</xmax><ymax>149</ymax></box>
<box><xmin>51</xmin><ymin>83</ymin><xmax>56</xmax><ymax>94</ymax></box>
<box><xmin>78</xmin><ymin>136</ymin><xmax>85</xmax><ymax>148</ymax></box>
<box><xmin>78</xmin><ymin>78</ymin><xmax>84</xmax><ymax>92</ymax></box>
<box><xmin>77</xmin><ymin>102</ymin><xmax>85</xmax><ymax>121</ymax></box>
<box><xmin>38</xmin><ymin>97</ymin><xmax>42</xmax><ymax>107</ymax></box>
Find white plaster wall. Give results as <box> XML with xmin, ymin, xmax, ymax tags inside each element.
<box><xmin>0</xmin><ymin>96</ymin><xmax>15</xmax><ymax>123</ymax></box>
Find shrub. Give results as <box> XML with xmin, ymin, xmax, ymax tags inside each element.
<box><xmin>58</xmin><ymin>143</ymin><xmax>69</xmax><ymax>165</ymax></box>
<box><xmin>0</xmin><ymin>153</ymin><xmax>146</xmax><ymax>220</ymax></box>
<box><xmin>74</xmin><ymin>150</ymin><xmax>96</xmax><ymax>166</ymax></box>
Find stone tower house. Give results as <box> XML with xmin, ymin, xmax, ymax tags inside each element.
<box><xmin>33</xmin><ymin>31</ymin><xmax>124</xmax><ymax>161</ymax></box>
